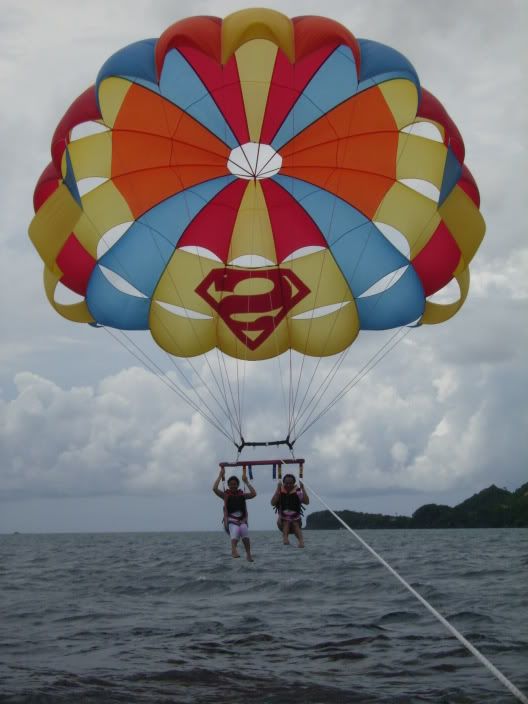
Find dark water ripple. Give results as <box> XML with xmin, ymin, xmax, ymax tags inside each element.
<box><xmin>0</xmin><ymin>529</ymin><xmax>527</xmax><ymax>703</ymax></box>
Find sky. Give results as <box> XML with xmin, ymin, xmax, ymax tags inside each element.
<box><xmin>0</xmin><ymin>0</ymin><xmax>526</xmax><ymax>533</ymax></box>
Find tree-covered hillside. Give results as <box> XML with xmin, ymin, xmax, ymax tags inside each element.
<box><xmin>306</xmin><ymin>483</ymin><xmax>528</xmax><ymax>529</ymax></box>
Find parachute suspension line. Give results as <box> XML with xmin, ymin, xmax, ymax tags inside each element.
<box><xmin>289</xmin><ymin>170</ymin><xmax>430</xmax><ymax>443</ymax></box>
<box><xmin>268</xmin><ymin>271</ymin><xmax>291</xmax><ymax>442</ymax></box>
<box><xmin>288</xmin><ymin>184</ymin><xmax>338</xmax><ymax>435</ymax></box>
<box><xmin>291</xmin><ymin>342</ymin><xmax>353</xmax><ymax>438</ymax></box>
<box><xmin>291</xmin><ymin>168</ymin><xmax>435</xmax><ymax>436</ymax></box>
<box><xmin>84</xmin><ymin>186</ymin><xmax>242</xmax><ymax>441</ymax></box>
<box><xmin>288</xmin><ymin>174</ymin><xmax>352</xmax><ymax>438</ymax></box>
<box><xmin>207</xmin><ymin>315</ymin><xmax>243</xmax><ymax>442</ymax></box>
<box><xmin>280</xmin><ymin>64</ymin><xmax>303</xmax><ymax>438</ymax></box>
<box><xmin>228</xmin><ymin>183</ymin><xmax>256</xmax><ymax>449</ymax></box>
<box><xmin>287</xmin><ymin>84</ymin><xmax>372</xmax><ymax>438</ymax></box>
<box><xmin>154</xmin><ymin>147</ymin><xmax>245</xmax><ymax>439</ymax></box>
<box><xmin>102</xmin><ymin>327</ymin><xmax>236</xmax><ymax>444</ymax></box>
<box><xmin>288</xmin><ymin>228</ymin><xmax>366</xmax><ymax>438</ymax></box>
<box><xmin>278</xmin><ymin>83</ymin><xmax>344</xmax><ymax>441</ymax></box>
<box><xmin>288</xmin><ymin>347</ymin><xmax>295</xmax><ymax>439</ymax></box>
<box><xmin>210</xmin><ymin>345</ymin><xmax>242</xmax><ymax>441</ymax></box>
<box><xmin>274</xmin><ymin>345</ymin><xmax>291</xmax><ymax>443</ymax></box>
<box><xmin>213</xmin><ymin>347</ymin><xmax>243</xmax><ymax>440</ymax></box>
<box><xmin>289</xmin><ymin>195</ymin><xmax>405</xmax><ymax>434</ymax></box>
<box><xmin>144</xmin><ymin>214</ymin><xmax>243</xmax><ymax>440</ymax></box>
<box><xmin>289</xmin><ymin>211</ymin><xmax>382</xmax><ymax>434</ymax></box>
<box><xmin>293</xmin><ymin>268</ymin><xmax>411</xmax><ymax>436</ymax></box>
<box><xmin>237</xmin><ymin>182</ymin><xmax>263</xmax><ymax>448</ymax></box>
<box><xmin>251</xmin><ymin>174</ymin><xmax>293</xmax><ymax>441</ymax></box>
<box><xmin>288</xmin><ymin>244</ymin><xmax>332</xmax><ymax>439</ymax></box>
<box><xmin>170</xmin><ymin>347</ymin><xmax>240</xmax><ymax>444</ymax></box>
<box><xmin>87</xmin><ymin>226</ymin><xmax>241</xmax><ymax>441</ymax></box>
<box><xmin>288</xmin><ymin>237</ymin><xmax>406</xmax><ymax>440</ymax></box>
<box><xmin>289</xmin><ymin>100</ymin><xmax>447</xmax><ymax>440</ymax></box>
<box><xmin>294</xmin><ymin>327</ymin><xmax>410</xmax><ymax>443</ymax></box>
<box><xmin>295</xmin><ymin>327</ymin><xmax>409</xmax><ymax>442</ymax></box>
<box><xmin>107</xmin><ymin>328</ymin><xmax>237</xmax><ymax>444</ymax></box>
<box><xmin>154</xmin><ymin>324</ymin><xmax>240</xmax><ymax>440</ymax></box>
<box><xmin>302</xmin><ymin>480</ymin><xmax>528</xmax><ymax>704</ymax></box>
<box><xmin>234</xmin><ymin>352</ymin><xmax>242</xmax><ymax>433</ymax></box>
<box><xmin>237</xmin><ymin>353</ymin><xmax>249</xmax><ymax>449</ymax></box>
<box><xmin>212</xmin><ymin>64</ymin><xmax>247</xmax><ymax>449</ymax></box>
<box><xmin>250</xmin><ymin>179</ymin><xmax>291</xmax><ymax>444</ymax></box>
<box><xmin>228</xmin><ymin>76</ymin><xmax>249</xmax><ymax>447</ymax></box>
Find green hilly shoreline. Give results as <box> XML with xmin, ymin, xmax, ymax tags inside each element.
<box><xmin>306</xmin><ymin>482</ymin><xmax>528</xmax><ymax>529</ymax></box>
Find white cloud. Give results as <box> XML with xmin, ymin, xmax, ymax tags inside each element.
<box><xmin>0</xmin><ymin>369</ymin><xmax>216</xmax><ymax>498</ymax></box>
<box><xmin>472</xmin><ymin>250</ymin><xmax>528</xmax><ymax>301</ymax></box>
<box><xmin>304</xmin><ymin>329</ymin><xmax>527</xmax><ymax>497</ymax></box>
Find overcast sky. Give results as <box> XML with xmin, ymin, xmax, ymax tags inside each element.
<box><xmin>1</xmin><ymin>0</ymin><xmax>526</xmax><ymax>532</ymax></box>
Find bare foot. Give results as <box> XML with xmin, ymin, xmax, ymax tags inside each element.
<box><xmin>297</xmin><ymin>544</ymin><xmax>305</xmax><ymax>548</ymax></box>
<box><xmin>283</xmin><ymin>540</ymin><xmax>291</xmax><ymax>545</ymax></box>
<box><xmin>231</xmin><ymin>550</ymin><xmax>240</xmax><ymax>558</ymax></box>
<box><xmin>246</xmin><ymin>554</ymin><xmax>254</xmax><ymax>562</ymax></box>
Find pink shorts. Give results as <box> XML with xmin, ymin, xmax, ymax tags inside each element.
<box><xmin>228</xmin><ymin>522</ymin><xmax>249</xmax><ymax>540</ymax></box>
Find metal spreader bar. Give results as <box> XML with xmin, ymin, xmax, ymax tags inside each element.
<box><xmin>219</xmin><ymin>458</ymin><xmax>305</xmax><ymax>480</ymax></box>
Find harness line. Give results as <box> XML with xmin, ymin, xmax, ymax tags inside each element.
<box><xmin>302</xmin><ymin>480</ymin><xmax>528</xmax><ymax>704</ymax></box>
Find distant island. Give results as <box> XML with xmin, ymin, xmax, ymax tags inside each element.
<box><xmin>306</xmin><ymin>483</ymin><xmax>528</xmax><ymax>529</ymax></box>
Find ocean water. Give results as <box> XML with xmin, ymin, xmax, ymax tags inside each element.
<box><xmin>0</xmin><ymin>529</ymin><xmax>527</xmax><ymax>704</ymax></box>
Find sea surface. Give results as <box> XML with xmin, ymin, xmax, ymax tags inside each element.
<box><xmin>0</xmin><ymin>529</ymin><xmax>527</xmax><ymax>704</ymax></box>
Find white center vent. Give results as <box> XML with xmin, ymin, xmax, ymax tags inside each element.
<box><xmin>227</xmin><ymin>142</ymin><xmax>282</xmax><ymax>180</ymax></box>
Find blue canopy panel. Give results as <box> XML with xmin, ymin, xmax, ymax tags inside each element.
<box><xmin>86</xmin><ymin>266</ymin><xmax>151</xmax><ymax>329</ymax></box>
<box><xmin>439</xmin><ymin>146</ymin><xmax>463</xmax><ymax>206</ymax></box>
<box><xmin>95</xmin><ymin>42</ymin><xmax>239</xmax><ymax>149</ymax></box>
<box><xmin>63</xmin><ymin>148</ymin><xmax>82</xmax><ymax>207</ymax></box>
<box><xmin>159</xmin><ymin>50</ymin><xmax>239</xmax><ymax>149</ymax></box>
<box><xmin>273</xmin><ymin>174</ymin><xmax>409</xmax><ymax>297</ymax></box>
<box><xmin>356</xmin><ymin>39</ymin><xmax>421</xmax><ymax>96</ymax></box>
<box><xmin>86</xmin><ymin>175</ymin><xmax>235</xmax><ymax>327</ymax></box>
<box><xmin>95</xmin><ymin>39</ymin><xmax>158</xmax><ymax>109</ymax></box>
<box><xmin>356</xmin><ymin>266</ymin><xmax>425</xmax><ymax>329</ymax></box>
<box><xmin>271</xmin><ymin>46</ymin><xmax>359</xmax><ymax>150</ymax></box>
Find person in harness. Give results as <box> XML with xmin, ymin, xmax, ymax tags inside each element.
<box><xmin>213</xmin><ymin>467</ymin><xmax>256</xmax><ymax>561</ymax></box>
<box><xmin>271</xmin><ymin>473</ymin><xmax>310</xmax><ymax>548</ymax></box>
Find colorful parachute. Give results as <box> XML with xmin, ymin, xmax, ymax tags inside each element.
<box><xmin>29</xmin><ymin>9</ymin><xmax>485</xmax><ymax>363</ymax></box>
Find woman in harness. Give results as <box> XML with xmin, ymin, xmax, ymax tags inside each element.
<box><xmin>213</xmin><ymin>467</ymin><xmax>256</xmax><ymax>561</ymax></box>
<box><xmin>271</xmin><ymin>473</ymin><xmax>310</xmax><ymax>548</ymax></box>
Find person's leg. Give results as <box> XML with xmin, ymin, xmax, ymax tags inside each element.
<box><xmin>291</xmin><ymin>521</ymin><xmax>304</xmax><ymax>548</ymax></box>
<box><xmin>229</xmin><ymin>524</ymin><xmax>240</xmax><ymax>557</ymax></box>
<box><xmin>240</xmin><ymin>525</ymin><xmax>253</xmax><ymax>561</ymax></box>
<box><xmin>241</xmin><ymin>537</ymin><xmax>253</xmax><ymax>561</ymax></box>
<box><xmin>282</xmin><ymin>520</ymin><xmax>291</xmax><ymax>545</ymax></box>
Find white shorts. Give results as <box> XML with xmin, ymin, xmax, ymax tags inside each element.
<box><xmin>228</xmin><ymin>522</ymin><xmax>249</xmax><ymax>540</ymax></box>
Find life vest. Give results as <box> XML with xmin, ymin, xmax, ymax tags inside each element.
<box><xmin>276</xmin><ymin>487</ymin><xmax>304</xmax><ymax>519</ymax></box>
<box><xmin>223</xmin><ymin>489</ymin><xmax>248</xmax><ymax>532</ymax></box>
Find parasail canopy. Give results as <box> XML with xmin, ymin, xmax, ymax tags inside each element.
<box><xmin>28</xmin><ymin>9</ymin><xmax>485</xmax><ymax>447</ymax></box>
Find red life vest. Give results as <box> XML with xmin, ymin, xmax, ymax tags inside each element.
<box><xmin>276</xmin><ymin>487</ymin><xmax>304</xmax><ymax>519</ymax></box>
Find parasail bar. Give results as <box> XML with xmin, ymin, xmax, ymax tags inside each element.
<box><xmin>219</xmin><ymin>459</ymin><xmax>304</xmax><ymax>468</ymax></box>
